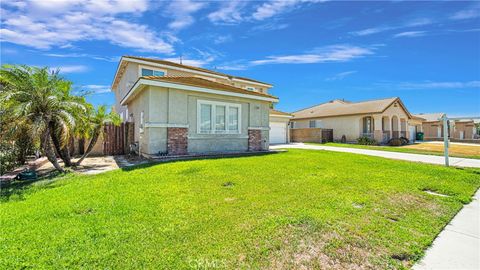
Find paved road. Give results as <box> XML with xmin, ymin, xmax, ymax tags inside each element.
<box><xmin>413</xmin><ymin>190</ymin><xmax>480</xmax><ymax>270</ymax></box>
<box><xmin>270</xmin><ymin>143</ymin><xmax>480</xmax><ymax>168</ymax></box>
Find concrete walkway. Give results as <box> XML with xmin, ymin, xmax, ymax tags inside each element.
<box><xmin>270</xmin><ymin>143</ymin><xmax>480</xmax><ymax>168</ymax></box>
<box><xmin>413</xmin><ymin>189</ymin><xmax>480</xmax><ymax>270</ymax></box>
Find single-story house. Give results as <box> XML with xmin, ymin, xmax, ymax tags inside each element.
<box><xmin>269</xmin><ymin>109</ymin><xmax>292</xmax><ymax>144</ymax></box>
<box><xmin>413</xmin><ymin>113</ymin><xmax>478</xmax><ymax>141</ymax></box>
<box><xmin>413</xmin><ymin>113</ymin><xmax>445</xmax><ymax>140</ymax></box>
<box><xmin>111</xmin><ymin>56</ymin><xmax>278</xmax><ymax>156</ymax></box>
<box><xmin>291</xmin><ymin>97</ymin><xmax>416</xmax><ymax>143</ymax></box>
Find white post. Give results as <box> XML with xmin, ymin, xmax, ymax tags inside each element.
<box><xmin>442</xmin><ymin>114</ymin><xmax>449</xmax><ymax>167</ymax></box>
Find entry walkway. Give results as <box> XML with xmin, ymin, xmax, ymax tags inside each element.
<box><xmin>270</xmin><ymin>143</ymin><xmax>480</xmax><ymax>168</ymax></box>
<box><xmin>413</xmin><ymin>189</ymin><xmax>480</xmax><ymax>270</ymax></box>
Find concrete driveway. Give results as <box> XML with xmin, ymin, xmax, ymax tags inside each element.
<box><xmin>270</xmin><ymin>143</ymin><xmax>480</xmax><ymax>168</ymax></box>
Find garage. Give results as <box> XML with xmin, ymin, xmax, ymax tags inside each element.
<box><xmin>270</xmin><ymin>122</ymin><xmax>288</xmax><ymax>144</ymax></box>
<box><xmin>269</xmin><ymin>109</ymin><xmax>292</xmax><ymax>144</ymax></box>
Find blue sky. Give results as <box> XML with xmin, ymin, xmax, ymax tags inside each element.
<box><xmin>1</xmin><ymin>0</ymin><xmax>479</xmax><ymax>116</ymax></box>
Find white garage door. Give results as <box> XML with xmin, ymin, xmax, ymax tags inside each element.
<box><xmin>270</xmin><ymin>122</ymin><xmax>287</xmax><ymax>144</ymax></box>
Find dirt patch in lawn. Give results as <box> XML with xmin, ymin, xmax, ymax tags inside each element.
<box><xmin>402</xmin><ymin>142</ymin><xmax>480</xmax><ymax>157</ymax></box>
<box><xmin>267</xmin><ymin>223</ymin><xmax>385</xmax><ymax>270</ymax></box>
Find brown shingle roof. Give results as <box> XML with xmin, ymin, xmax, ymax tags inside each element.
<box><xmin>124</xmin><ymin>56</ymin><xmax>272</xmax><ymax>86</ymax></box>
<box><xmin>139</xmin><ymin>76</ymin><xmax>277</xmax><ymax>99</ymax></box>
<box><xmin>293</xmin><ymin>97</ymin><xmax>410</xmax><ymax>119</ymax></box>
<box><xmin>270</xmin><ymin>109</ymin><xmax>292</xmax><ymax>116</ymax></box>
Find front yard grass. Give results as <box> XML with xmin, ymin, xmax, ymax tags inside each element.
<box><xmin>1</xmin><ymin>149</ymin><xmax>479</xmax><ymax>269</ymax></box>
<box><xmin>314</xmin><ymin>142</ymin><xmax>480</xmax><ymax>159</ymax></box>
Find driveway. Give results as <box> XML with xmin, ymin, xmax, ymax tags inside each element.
<box><xmin>271</xmin><ymin>143</ymin><xmax>480</xmax><ymax>168</ymax></box>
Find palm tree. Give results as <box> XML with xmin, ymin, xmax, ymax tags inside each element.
<box><xmin>0</xmin><ymin>65</ymin><xmax>85</xmax><ymax>172</ymax></box>
<box><xmin>75</xmin><ymin>105</ymin><xmax>120</xmax><ymax>166</ymax></box>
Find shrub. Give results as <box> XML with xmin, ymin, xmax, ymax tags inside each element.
<box><xmin>357</xmin><ymin>136</ymin><xmax>377</xmax><ymax>145</ymax></box>
<box><xmin>388</xmin><ymin>137</ymin><xmax>409</xmax><ymax>146</ymax></box>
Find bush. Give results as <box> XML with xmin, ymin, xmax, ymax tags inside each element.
<box><xmin>388</xmin><ymin>137</ymin><xmax>409</xmax><ymax>146</ymax></box>
<box><xmin>357</xmin><ymin>136</ymin><xmax>377</xmax><ymax>145</ymax></box>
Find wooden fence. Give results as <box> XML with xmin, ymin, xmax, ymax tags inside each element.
<box><xmin>103</xmin><ymin>122</ymin><xmax>135</xmax><ymax>155</ymax></box>
<box><xmin>291</xmin><ymin>128</ymin><xmax>333</xmax><ymax>143</ymax></box>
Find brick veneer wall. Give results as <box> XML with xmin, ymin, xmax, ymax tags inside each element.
<box><xmin>248</xmin><ymin>129</ymin><xmax>262</xmax><ymax>151</ymax></box>
<box><xmin>167</xmin><ymin>127</ymin><xmax>188</xmax><ymax>155</ymax></box>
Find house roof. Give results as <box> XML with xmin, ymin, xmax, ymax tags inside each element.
<box><xmin>121</xmin><ymin>76</ymin><xmax>278</xmax><ymax>105</ymax></box>
<box><xmin>121</xmin><ymin>56</ymin><xmax>272</xmax><ymax>86</ymax></box>
<box><xmin>413</xmin><ymin>113</ymin><xmax>444</xmax><ymax>122</ymax></box>
<box><xmin>270</xmin><ymin>109</ymin><xmax>292</xmax><ymax>117</ymax></box>
<box><xmin>293</xmin><ymin>97</ymin><xmax>412</xmax><ymax>119</ymax></box>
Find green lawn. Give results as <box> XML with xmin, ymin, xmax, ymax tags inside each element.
<box><xmin>309</xmin><ymin>142</ymin><xmax>480</xmax><ymax>160</ymax></box>
<box><xmin>1</xmin><ymin>150</ymin><xmax>479</xmax><ymax>269</ymax></box>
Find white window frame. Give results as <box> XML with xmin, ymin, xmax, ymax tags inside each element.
<box><xmin>138</xmin><ymin>65</ymin><xmax>167</xmax><ymax>77</ymax></box>
<box><xmin>309</xmin><ymin>120</ymin><xmax>316</xmax><ymax>128</ymax></box>
<box><xmin>197</xmin><ymin>100</ymin><xmax>241</xmax><ymax>134</ymax></box>
<box><xmin>245</xmin><ymin>86</ymin><xmax>256</xmax><ymax>91</ymax></box>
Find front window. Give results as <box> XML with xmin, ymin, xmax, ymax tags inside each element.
<box><xmin>198</xmin><ymin>100</ymin><xmax>241</xmax><ymax>134</ymax></box>
<box><xmin>309</xmin><ymin>120</ymin><xmax>316</xmax><ymax>128</ymax></box>
<box><xmin>363</xmin><ymin>117</ymin><xmax>372</xmax><ymax>133</ymax></box>
<box><xmin>141</xmin><ymin>68</ymin><xmax>165</xmax><ymax>77</ymax></box>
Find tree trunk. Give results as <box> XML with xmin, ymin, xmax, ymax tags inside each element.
<box><xmin>41</xmin><ymin>128</ymin><xmax>64</xmax><ymax>173</ymax></box>
<box><xmin>49</xmin><ymin>121</ymin><xmax>72</xmax><ymax>167</ymax></box>
<box><xmin>75</xmin><ymin>129</ymin><xmax>100</xmax><ymax>166</ymax></box>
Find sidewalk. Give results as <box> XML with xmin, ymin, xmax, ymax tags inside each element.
<box><xmin>270</xmin><ymin>143</ymin><xmax>480</xmax><ymax>168</ymax></box>
<box><xmin>413</xmin><ymin>189</ymin><xmax>480</xmax><ymax>270</ymax></box>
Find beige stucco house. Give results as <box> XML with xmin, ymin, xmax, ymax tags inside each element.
<box><xmin>111</xmin><ymin>56</ymin><xmax>278</xmax><ymax>156</ymax></box>
<box><xmin>291</xmin><ymin>97</ymin><xmax>416</xmax><ymax>143</ymax></box>
<box><xmin>415</xmin><ymin>113</ymin><xmax>478</xmax><ymax>141</ymax></box>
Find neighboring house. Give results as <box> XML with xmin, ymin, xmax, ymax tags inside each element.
<box><xmin>413</xmin><ymin>113</ymin><xmax>478</xmax><ymax>141</ymax></box>
<box><xmin>291</xmin><ymin>97</ymin><xmax>414</xmax><ymax>143</ymax></box>
<box><xmin>413</xmin><ymin>113</ymin><xmax>445</xmax><ymax>140</ymax></box>
<box><xmin>111</xmin><ymin>56</ymin><xmax>278</xmax><ymax>156</ymax></box>
<box><xmin>269</xmin><ymin>109</ymin><xmax>292</xmax><ymax>144</ymax></box>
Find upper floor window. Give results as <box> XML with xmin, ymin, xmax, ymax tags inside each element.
<box><xmin>245</xmin><ymin>86</ymin><xmax>256</xmax><ymax>91</ymax></box>
<box><xmin>309</xmin><ymin>120</ymin><xmax>316</xmax><ymax>128</ymax></box>
<box><xmin>141</xmin><ymin>68</ymin><xmax>165</xmax><ymax>77</ymax></box>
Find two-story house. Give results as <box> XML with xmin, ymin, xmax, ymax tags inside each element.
<box><xmin>111</xmin><ymin>56</ymin><xmax>278</xmax><ymax>156</ymax></box>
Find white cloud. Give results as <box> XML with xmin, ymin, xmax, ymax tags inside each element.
<box><xmin>351</xmin><ymin>26</ymin><xmax>394</xmax><ymax>36</ymax></box>
<box><xmin>166</xmin><ymin>0</ymin><xmax>206</xmax><ymax>30</ymax></box>
<box><xmin>351</xmin><ymin>17</ymin><xmax>433</xmax><ymax>36</ymax></box>
<box><xmin>214</xmin><ymin>35</ymin><xmax>233</xmax><ymax>44</ymax></box>
<box><xmin>398</xmin><ymin>81</ymin><xmax>480</xmax><ymax>89</ymax></box>
<box><xmin>450</xmin><ymin>4</ymin><xmax>480</xmax><ymax>20</ymax></box>
<box><xmin>51</xmin><ymin>65</ymin><xmax>88</xmax><ymax>73</ymax></box>
<box><xmin>44</xmin><ymin>53</ymin><xmax>119</xmax><ymax>62</ymax></box>
<box><xmin>162</xmin><ymin>57</ymin><xmax>211</xmax><ymax>67</ymax></box>
<box><xmin>393</xmin><ymin>31</ymin><xmax>426</xmax><ymax>38</ymax></box>
<box><xmin>251</xmin><ymin>23</ymin><xmax>289</xmax><ymax>32</ymax></box>
<box><xmin>252</xmin><ymin>0</ymin><xmax>325</xmax><ymax>20</ymax></box>
<box><xmin>208</xmin><ymin>1</ymin><xmax>246</xmax><ymax>24</ymax></box>
<box><xmin>250</xmin><ymin>45</ymin><xmax>374</xmax><ymax>65</ymax></box>
<box><xmin>0</xmin><ymin>0</ymin><xmax>175</xmax><ymax>54</ymax></box>
<box><xmin>82</xmin><ymin>84</ymin><xmax>112</xmax><ymax>94</ymax></box>
<box><xmin>325</xmin><ymin>71</ymin><xmax>357</xmax><ymax>81</ymax></box>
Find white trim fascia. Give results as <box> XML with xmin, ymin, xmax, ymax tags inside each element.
<box><xmin>270</xmin><ymin>114</ymin><xmax>293</xmax><ymax>118</ymax></box>
<box><xmin>248</xmin><ymin>127</ymin><xmax>270</xmax><ymax>130</ymax></box>
<box><xmin>232</xmin><ymin>77</ymin><xmax>272</xmax><ymax>87</ymax></box>
<box><xmin>124</xmin><ymin>57</ymin><xmax>227</xmax><ymax>80</ymax></box>
<box><xmin>121</xmin><ymin>79</ymin><xmax>278</xmax><ymax>105</ymax></box>
<box><xmin>145</xmin><ymin>122</ymin><xmax>189</xmax><ymax>128</ymax></box>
